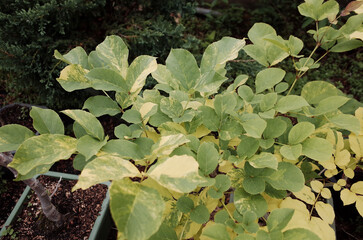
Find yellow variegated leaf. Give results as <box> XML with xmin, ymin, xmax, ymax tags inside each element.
<box><xmin>315</xmin><ymin>201</ymin><xmax>335</xmax><ymax>224</ymax></box>
<box><xmin>192</xmin><ymin>126</ymin><xmax>212</xmax><ymax>139</ymax></box>
<box><xmin>311</xmin><ymin>180</ymin><xmax>324</xmax><ymax>193</ymax></box>
<box><xmin>351</xmin><ymin>181</ymin><xmax>363</xmax><ymax>195</ymax></box>
<box><xmin>325</xmin><ymin>168</ymin><xmax>338</xmax><ymax>178</ymax></box>
<box><xmin>341</xmin><ymin>189</ymin><xmax>357</xmax><ymax>205</ymax></box>
<box><xmin>218</xmin><ymin>160</ymin><xmax>233</xmax><ymax>173</ymax></box>
<box><xmin>263</xmin><ymin>194</ymin><xmax>283</xmax><ymax>212</ymax></box>
<box><xmin>182</xmin><ymin>101</ymin><xmax>203</xmax><ymax>110</ymax></box>
<box><xmin>333</xmin><ymin>183</ymin><xmax>341</xmax><ymax>191</ymax></box>
<box><xmin>279</xmin><ymin>197</ymin><xmax>310</xmax><ymax>218</ymax></box>
<box><xmin>355</xmin><ymin>107</ymin><xmax>363</xmax><ymax>135</ymax></box>
<box><xmin>293</xmin><ymin>186</ymin><xmax>316</xmax><ymax>205</ymax></box>
<box><xmin>356</xmin><ymin>196</ymin><xmax>363</xmax><ymax>217</ymax></box>
<box><xmin>320</xmin><ymin>156</ymin><xmax>336</xmax><ymax>170</ymax></box>
<box><xmin>349</xmin><ymin>134</ymin><xmax>362</xmax><ymax>158</ymax></box>
<box><xmin>200</xmin><ymin>188</ymin><xmax>219</xmax><ymax>213</ymax></box>
<box><xmin>177</xmin><ymin>221</ymin><xmax>201</xmax><ymax>239</ymax></box>
<box><xmin>336</xmin><ymin>131</ymin><xmax>345</xmax><ymax>152</ymax></box>
<box><xmin>337</xmin><ymin>179</ymin><xmax>347</xmax><ymax>187</ymax></box>
<box><xmin>309</xmin><ymin>217</ymin><xmax>335</xmax><ymax>240</ymax></box>
<box><xmin>142</xmin><ymin>130</ymin><xmax>160</xmax><ymax>143</ymax></box>
<box><xmin>274</xmin><ymin>153</ymin><xmax>283</xmax><ymax>162</ymax></box>
<box><xmin>344</xmin><ymin>168</ymin><xmax>355</xmax><ymax>179</ymax></box>
<box><xmin>205</xmin><ymin>99</ymin><xmax>214</xmax><ymax>108</ymax></box>
<box><xmin>139</xmin><ymin>102</ymin><xmax>157</xmax><ymax>119</ymax></box>
<box><xmin>321</xmin><ymin>188</ymin><xmax>332</xmax><ymax>199</ymax></box>
<box><xmin>228</xmin><ymin>137</ymin><xmax>241</xmax><ymax>148</ymax></box>
<box><xmin>335</xmin><ymin>150</ymin><xmax>350</xmax><ymax>168</ymax></box>
<box><xmin>326</xmin><ymin>129</ymin><xmax>336</xmax><ymax>146</ymax></box>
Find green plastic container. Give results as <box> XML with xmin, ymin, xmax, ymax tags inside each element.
<box><xmin>0</xmin><ymin>171</ymin><xmax>111</xmax><ymax>240</ymax></box>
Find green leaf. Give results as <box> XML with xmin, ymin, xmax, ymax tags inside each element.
<box><xmin>62</xmin><ymin>110</ymin><xmax>104</xmax><ymax>140</ymax></box>
<box><xmin>234</xmin><ymin>188</ymin><xmax>268</xmax><ymax>218</ymax></box>
<box><xmin>267</xmin><ymin>208</ymin><xmax>294</xmax><ymax>232</ymax></box>
<box><xmin>288</xmin><ymin>122</ymin><xmax>315</xmax><ymax>145</ymax></box>
<box><xmin>275</xmin><ymin>95</ymin><xmax>309</xmax><ymax>113</ymax></box>
<box><xmin>266</xmin><ymin>162</ymin><xmax>305</xmax><ymax>192</ymax></box>
<box><xmin>166</xmin><ymin>49</ymin><xmax>200</xmax><ymax>91</ymax></box>
<box><xmin>243</xmin><ymin>45</ymin><xmax>269</xmax><ymax>67</ymax></box>
<box><xmin>83</xmin><ymin>95</ymin><xmax>121</xmax><ymax>117</ymax></box>
<box><xmin>298</xmin><ymin>0</ymin><xmax>339</xmax><ymax>21</ymax></box>
<box><xmin>243</xmin><ymin>176</ymin><xmax>266</xmax><ymax>195</ymax></box>
<box><xmin>149</xmin><ymin>223</ymin><xmax>178</xmax><ymax>240</ymax></box>
<box><xmin>54</xmin><ymin>47</ymin><xmax>89</xmax><ymax>69</ymax></box>
<box><xmin>76</xmin><ymin>135</ymin><xmax>107</xmax><ymax>161</ymax></box>
<box><xmin>110</xmin><ymin>179</ymin><xmax>165</xmax><ymax>240</ymax></box>
<box><xmin>241</xmin><ymin>115</ymin><xmax>267</xmax><ymax>138</ymax></box>
<box><xmin>260</xmin><ymin>93</ymin><xmax>277</xmax><ymax>112</ymax></box>
<box><xmin>197</xmin><ymin>142</ymin><xmax>219</xmax><ymax>175</ymax></box>
<box><xmin>194</xmin><ymin>70</ymin><xmax>227</xmax><ymax>96</ymax></box>
<box><xmin>301</xmin><ymin>81</ymin><xmax>340</xmax><ymax>105</ymax></box>
<box><xmin>122</xmin><ymin>109</ymin><xmax>142</xmax><ymax>124</ymax></box>
<box><xmin>283</xmin><ymin>228</ymin><xmax>320</xmax><ymax>240</ymax></box>
<box><xmin>176</xmin><ymin>196</ymin><xmax>194</xmax><ymax>213</ymax></box>
<box><xmin>313</xmin><ymin>96</ymin><xmax>349</xmax><ymax>115</ymax></box>
<box><xmin>255</xmin><ymin>68</ymin><xmax>286</xmax><ymax>93</ymax></box>
<box><xmin>160</xmin><ymin>97</ymin><xmax>184</xmax><ymax>119</ymax></box>
<box><xmin>9</xmin><ymin>134</ymin><xmax>76</xmax><ymax>175</ymax></box>
<box><xmin>330</xmin><ymin>39</ymin><xmax>363</xmax><ymax>52</ymax></box>
<box><xmin>275</xmin><ymin>82</ymin><xmax>289</xmax><ymax>93</ymax></box>
<box><xmin>73</xmin><ymin>154</ymin><xmax>89</xmax><ymax>171</ymax></box>
<box><xmin>0</xmin><ymin>124</ymin><xmax>35</xmax><ymax>152</ymax></box>
<box><xmin>302</xmin><ymin>137</ymin><xmax>333</xmax><ymax>162</ymax></box>
<box><xmin>15</xmin><ymin>163</ymin><xmax>53</xmax><ymax>181</ymax></box>
<box><xmin>29</xmin><ymin>107</ymin><xmax>64</xmax><ymax>135</ymax></box>
<box><xmin>74</xmin><ymin>155</ymin><xmax>140</xmax><ymax>190</ymax></box>
<box><xmin>288</xmin><ymin>35</ymin><xmax>304</xmax><ymax>57</ymax></box>
<box><xmin>190</xmin><ymin>205</ymin><xmax>210</xmax><ymax>224</ymax></box>
<box><xmin>200</xmin><ymin>223</ymin><xmax>231</xmax><ymax>240</ymax></box>
<box><xmin>57</xmin><ymin>64</ymin><xmax>91</xmax><ymax>92</ymax></box>
<box><xmin>248</xmin><ymin>152</ymin><xmax>278</xmax><ymax>170</ymax></box>
<box><xmin>238</xmin><ymin>85</ymin><xmax>255</xmax><ymax>102</ymax></box>
<box><xmin>101</xmin><ymin>139</ymin><xmax>145</xmax><ymax>160</ymax></box>
<box><xmin>148</xmin><ymin>155</ymin><xmax>207</xmax><ymax>193</ymax></box>
<box><xmin>259</xmin><ymin>138</ymin><xmax>274</xmax><ymax>149</ymax></box>
<box><xmin>237</xmin><ymin>135</ymin><xmax>260</xmax><ymax>159</ymax></box>
<box><xmin>208</xmin><ymin>174</ymin><xmax>231</xmax><ymax>198</ymax></box>
<box><xmin>280</xmin><ymin>144</ymin><xmax>302</xmax><ymax>160</ymax></box>
<box><xmin>329</xmin><ymin>114</ymin><xmax>360</xmax><ymax>135</ymax></box>
<box><xmin>263</xmin><ymin>118</ymin><xmax>287</xmax><ymax>139</ymax></box>
<box><xmin>91</xmin><ymin>35</ymin><xmax>129</xmax><ymax>78</ymax></box>
<box><xmin>127</xmin><ymin>55</ymin><xmax>157</xmax><ymax>94</ymax></box>
<box><xmin>151</xmin><ymin>64</ymin><xmax>179</xmax><ymax>90</ymax></box>
<box><xmin>150</xmin><ymin>134</ymin><xmax>190</xmax><ymax>159</ymax></box>
<box><xmin>200</xmin><ymin>37</ymin><xmax>245</xmax><ymax>74</ymax></box>
<box><xmin>86</xmin><ymin>68</ymin><xmax>127</xmax><ymax>92</ymax></box>
<box><xmin>200</xmin><ymin>106</ymin><xmax>220</xmax><ymax>131</ymax></box>
<box><xmin>214</xmin><ymin>93</ymin><xmax>237</xmax><ymax>117</ymax></box>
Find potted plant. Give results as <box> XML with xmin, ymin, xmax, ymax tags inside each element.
<box><xmin>1</xmin><ymin>0</ymin><xmax>362</xmax><ymax>239</ymax></box>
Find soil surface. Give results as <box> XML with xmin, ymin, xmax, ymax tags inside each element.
<box><xmin>1</xmin><ymin>175</ymin><xmax>108</xmax><ymax>240</ymax></box>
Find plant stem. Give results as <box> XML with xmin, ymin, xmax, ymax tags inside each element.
<box><xmin>0</xmin><ymin>152</ymin><xmax>64</xmax><ymax>227</ymax></box>
<box><xmin>221</xmin><ymin>199</ymin><xmax>236</xmax><ymax>222</ymax></box>
<box><xmin>179</xmin><ymin>217</ymin><xmax>189</xmax><ymax>240</ymax></box>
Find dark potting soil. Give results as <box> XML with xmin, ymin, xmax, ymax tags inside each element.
<box><xmin>1</xmin><ymin>175</ymin><xmax>108</xmax><ymax>240</ymax></box>
<box><xmin>0</xmin><ymin>104</ymin><xmax>35</xmax><ymax>132</ymax></box>
<box><xmin>0</xmin><ymin>168</ymin><xmax>26</xmax><ymax>228</ymax></box>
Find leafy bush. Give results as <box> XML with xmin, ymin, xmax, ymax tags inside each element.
<box><xmin>1</xmin><ymin>1</ymin><xmax>363</xmax><ymax>239</ymax></box>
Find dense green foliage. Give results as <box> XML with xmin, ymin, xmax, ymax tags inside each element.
<box><xmin>1</xmin><ymin>1</ymin><xmax>363</xmax><ymax>239</ymax></box>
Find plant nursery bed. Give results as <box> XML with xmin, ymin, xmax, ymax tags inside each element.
<box><xmin>0</xmin><ymin>168</ymin><xmax>26</xmax><ymax>228</ymax></box>
<box><xmin>1</xmin><ymin>173</ymin><xmax>109</xmax><ymax>240</ymax></box>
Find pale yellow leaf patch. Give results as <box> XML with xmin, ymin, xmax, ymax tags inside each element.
<box><xmin>309</xmin><ymin>217</ymin><xmax>335</xmax><ymax>240</ymax></box>
<box><xmin>200</xmin><ymin>135</ymin><xmax>219</xmax><ymax>145</ymax></box>
<box><xmin>293</xmin><ymin>185</ymin><xmax>316</xmax><ymax>205</ymax></box>
<box><xmin>333</xmin><ymin>183</ymin><xmax>341</xmax><ymax>191</ymax></box>
<box><xmin>320</xmin><ymin>156</ymin><xmax>336</xmax><ymax>170</ymax></box>
<box><xmin>349</xmin><ymin>134</ymin><xmax>362</xmax><ymax>159</ymax></box>
<box><xmin>279</xmin><ymin>197</ymin><xmax>310</xmax><ymax>218</ymax></box>
<box><xmin>218</xmin><ymin>160</ymin><xmax>234</xmax><ymax>173</ymax></box>
<box><xmin>263</xmin><ymin>193</ymin><xmax>283</xmax><ymax>212</ymax></box>
<box><xmin>315</xmin><ymin>201</ymin><xmax>335</xmax><ymax>224</ymax></box>
<box><xmin>192</xmin><ymin>126</ymin><xmax>212</xmax><ymax>139</ymax></box>
<box><xmin>350</xmin><ymin>30</ymin><xmax>363</xmax><ymax>41</ymax></box>
<box><xmin>228</xmin><ymin>137</ymin><xmax>241</xmax><ymax>148</ymax></box>
<box><xmin>356</xmin><ymin>196</ymin><xmax>363</xmax><ymax>217</ymax></box>
<box><xmin>336</xmin><ymin>131</ymin><xmax>344</xmax><ymax>152</ymax></box>
<box><xmin>205</xmin><ymin>99</ymin><xmax>214</xmax><ymax>108</ymax></box>
<box><xmin>311</xmin><ymin>180</ymin><xmax>324</xmax><ymax>193</ymax></box>
<box><xmin>341</xmin><ymin>188</ymin><xmax>357</xmax><ymax>206</ymax></box>
<box><xmin>337</xmin><ymin>179</ymin><xmax>347</xmax><ymax>187</ymax></box>
<box><xmin>334</xmin><ymin>150</ymin><xmax>350</xmax><ymax>168</ymax></box>
<box><xmin>139</xmin><ymin>102</ymin><xmax>157</xmax><ymax>119</ymax></box>
<box><xmin>321</xmin><ymin>188</ymin><xmax>332</xmax><ymax>199</ymax></box>
<box><xmin>344</xmin><ymin>168</ymin><xmax>355</xmax><ymax>179</ymax></box>
<box><xmin>351</xmin><ymin>181</ymin><xmax>363</xmax><ymax>195</ymax></box>
<box><xmin>326</xmin><ymin>129</ymin><xmax>336</xmax><ymax>146</ymax></box>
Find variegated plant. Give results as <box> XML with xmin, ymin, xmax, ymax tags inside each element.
<box><xmin>1</xmin><ymin>1</ymin><xmax>363</xmax><ymax>239</ymax></box>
